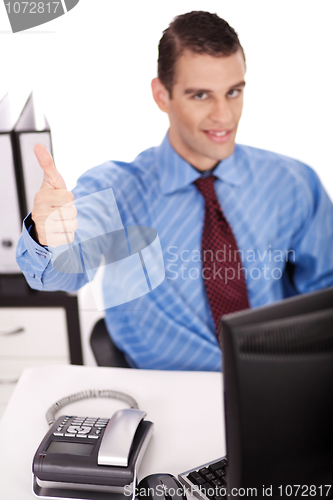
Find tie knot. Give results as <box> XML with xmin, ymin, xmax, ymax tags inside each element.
<box><xmin>194</xmin><ymin>175</ymin><xmax>218</xmax><ymax>202</ymax></box>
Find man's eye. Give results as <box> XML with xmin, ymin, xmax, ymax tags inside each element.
<box><xmin>193</xmin><ymin>92</ymin><xmax>208</xmax><ymax>100</ymax></box>
<box><xmin>228</xmin><ymin>89</ymin><xmax>241</xmax><ymax>98</ymax></box>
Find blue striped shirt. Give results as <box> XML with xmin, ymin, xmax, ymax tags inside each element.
<box><xmin>16</xmin><ymin>133</ymin><xmax>333</xmax><ymax>370</ymax></box>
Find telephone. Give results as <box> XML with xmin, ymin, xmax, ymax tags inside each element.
<box><xmin>32</xmin><ymin>391</ymin><xmax>154</xmax><ymax>500</ymax></box>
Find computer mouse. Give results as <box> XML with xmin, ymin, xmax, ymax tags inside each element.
<box><xmin>137</xmin><ymin>473</ymin><xmax>187</xmax><ymax>500</ymax></box>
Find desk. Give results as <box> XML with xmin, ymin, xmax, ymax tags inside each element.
<box><xmin>0</xmin><ymin>365</ymin><xmax>225</xmax><ymax>500</ymax></box>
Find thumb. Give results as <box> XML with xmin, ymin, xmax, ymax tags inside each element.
<box><xmin>34</xmin><ymin>143</ymin><xmax>67</xmax><ymax>190</ymax></box>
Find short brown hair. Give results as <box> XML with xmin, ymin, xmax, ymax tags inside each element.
<box><xmin>158</xmin><ymin>11</ymin><xmax>245</xmax><ymax>96</ymax></box>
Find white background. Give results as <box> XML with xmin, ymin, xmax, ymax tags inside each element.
<box><xmin>0</xmin><ymin>0</ymin><xmax>332</xmax><ymax>198</ymax></box>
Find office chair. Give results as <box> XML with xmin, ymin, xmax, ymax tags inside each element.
<box><xmin>90</xmin><ymin>318</ymin><xmax>131</xmax><ymax>368</ymax></box>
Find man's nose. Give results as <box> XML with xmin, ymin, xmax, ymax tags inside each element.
<box><xmin>209</xmin><ymin>99</ymin><xmax>233</xmax><ymax>123</ymax></box>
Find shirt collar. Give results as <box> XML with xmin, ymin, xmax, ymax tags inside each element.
<box><xmin>156</xmin><ymin>132</ymin><xmax>248</xmax><ymax>195</ymax></box>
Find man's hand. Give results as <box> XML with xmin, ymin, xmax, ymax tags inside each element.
<box><xmin>31</xmin><ymin>144</ymin><xmax>78</xmax><ymax>247</ymax></box>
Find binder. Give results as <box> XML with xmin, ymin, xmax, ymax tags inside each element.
<box><xmin>0</xmin><ymin>94</ymin><xmax>22</xmax><ymax>273</ymax></box>
<box><xmin>0</xmin><ymin>92</ymin><xmax>53</xmax><ymax>274</ymax></box>
<box><xmin>12</xmin><ymin>93</ymin><xmax>53</xmax><ymax>217</ymax></box>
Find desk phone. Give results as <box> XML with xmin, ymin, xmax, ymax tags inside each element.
<box><xmin>32</xmin><ymin>408</ymin><xmax>153</xmax><ymax>500</ymax></box>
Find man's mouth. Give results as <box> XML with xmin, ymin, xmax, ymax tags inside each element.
<box><xmin>203</xmin><ymin>129</ymin><xmax>233</xmax><ymax>143</ymax></box>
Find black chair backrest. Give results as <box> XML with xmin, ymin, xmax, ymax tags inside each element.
<box><xmin>90</xmin><ymin>319</ymin><xmax>131</xmax><ymax>368</ymax></box>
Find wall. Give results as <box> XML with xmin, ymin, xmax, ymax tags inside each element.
<box><xmin>1</xmin><ymin>0</ymin><xmax>332</xmax><ymax>198</ymax></box>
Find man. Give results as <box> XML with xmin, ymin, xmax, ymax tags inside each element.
<box><xmin>16</xmin><ymin>11</ymin><xmax>333</xmax><ymax>371</ymax></box>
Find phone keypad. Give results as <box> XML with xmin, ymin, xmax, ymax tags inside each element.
<box><xmin>53</xmin><ymin>416</ymin><xmax>110</xmax><ymax>440</ymax></box>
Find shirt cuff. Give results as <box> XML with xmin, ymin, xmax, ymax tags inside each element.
<box><xmin>19</xmin><ymin>213</ymin><xmax>52</xmax><ymax>273</ymax></box>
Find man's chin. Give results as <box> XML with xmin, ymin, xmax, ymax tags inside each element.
<box><xmin>185</xmin><ymin>143</ymin><xmax>235</xmax><ymax>171</ymax></box>
<box><xmin>205</xmin><ymin>142</ymin><xmax>236</xmax><ymax>162</ymax></box>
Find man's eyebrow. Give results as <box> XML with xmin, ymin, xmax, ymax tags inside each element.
<box><xmin>184</xmin><ymin>81</ymin><xmax>246</xmax><ymax>95</ymax></box>
<box><xmin>229</xmin><ymin>80</ymin><xmax>246</xmax><ymax>89</ymax></box>
<box><xmin>184</xmin><ymin>88</ymin><xmax>212</xmax><ymax>95</ymax></box>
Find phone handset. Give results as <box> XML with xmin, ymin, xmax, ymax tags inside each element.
<box><xmin>98</xmin><ymin>408</ymin><xmax>147</xmax><ymax>466</ymax></box>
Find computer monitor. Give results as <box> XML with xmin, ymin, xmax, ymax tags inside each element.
<box><xmin>220</xmin><ymin>287</ymin><xmax>333</xmax><ymax>500</ymax></box>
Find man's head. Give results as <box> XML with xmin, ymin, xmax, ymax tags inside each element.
<box><xmin>157</xmin><ymin>11</ymin><xmax>245</xmax><ymax>97</ymax></box>
<box><xmin>152</xmin><ymin>11</ymin><xmax>246</xmax><ymax>171</ymax></box>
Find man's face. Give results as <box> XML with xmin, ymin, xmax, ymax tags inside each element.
<box><xmin>153</xmin><ymin>49</ymin><xmax>246</xmax><ymax>171</ymax></box>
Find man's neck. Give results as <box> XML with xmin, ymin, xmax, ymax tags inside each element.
<box><xmin>191</xmin><ymin>161</ymin><xmax>220</xmax><ymax>176</ymax></box>
<box><xmin>167</xmin><ymin>130</ymin><xmax>222</xmax><ymax>172</ymax></box>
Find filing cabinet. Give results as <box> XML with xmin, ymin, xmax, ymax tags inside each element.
<box><xmin>0</xmin><ymin>293</ymin><xmax>82</xmax><ymax>419</ymax></box>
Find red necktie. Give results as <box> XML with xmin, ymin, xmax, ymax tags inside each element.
<box><xmin>194</xmin><ymin>175</ymin><xmax>250</xmax><ymax>336</ymax></box>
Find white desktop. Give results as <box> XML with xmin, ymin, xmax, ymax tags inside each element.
<box><xmin>0</xmin><ymin>364</ymin><xmax>224</xmax><ymax>500</ymax></box>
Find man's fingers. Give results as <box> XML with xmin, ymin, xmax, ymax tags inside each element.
<box><xmin>34</xmin><ymin>189</ymin><xmax>74</xmax><ymax>209</ymax></box>
<box><xmin>46</xmin><ymin>218</ymin><xmax>78</xmax><ymax>234</ymax></box>
<box><xmin>47</xmin><ymin>190</ymin><xmax>74</xmax><ymax>207</ymax></box>
<box><xmin>34</xmin><ymin>143</ymin><xmax>67</xmax><ymax>190</ymax></box>
<box><xmin>38</xmin><ymin>231</ymin><xmax>75</xmax><ymax>247</ymax></box>
<box><xmin>47</xmin><ymin>205</ymin><xmax>77</xmax><ymax>221</ymax></box>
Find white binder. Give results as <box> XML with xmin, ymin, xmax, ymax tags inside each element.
<box><xmin>13</xmin><ymin>93</ymin><xmax>52</xmax><ymax>216</ymax></box>
<box><xmin>0</xmin><ymin>94</ymin><xmax>22</xmax><ymax>273</ymax></box>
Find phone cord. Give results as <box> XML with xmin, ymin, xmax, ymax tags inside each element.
<box><xmin>45</xmin><ymin>389</ymin><xmax>139</xmax><ymax>426</ymax></box>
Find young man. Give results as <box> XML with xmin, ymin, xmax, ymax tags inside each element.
<box><xmin>17</xmin><ymin>11</ymin><xmax>333</xmax><ymax>371</ymax></box>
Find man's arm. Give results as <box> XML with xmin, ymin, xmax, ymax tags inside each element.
<box><xmin>16</xmin><ymin>213</ymin><xmax>88</xmax><ymax>292</ymax></box>
<box><xmin>289</xmin><ymin>165</ymin><xmax>333</xmax><ymax>292</ymax></box>
<box><xmin>16</xmin><ymin>145</ymin><xmax>126</xmax><ymax>293</ymax></box>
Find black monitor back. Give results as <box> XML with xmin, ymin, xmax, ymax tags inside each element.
<box><xmin>220</xmin><ymin>287</ymin><xmax>333</xmax><ymax>499</ymax></box>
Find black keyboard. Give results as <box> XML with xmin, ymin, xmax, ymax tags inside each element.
<box><xmin>178</xmin><ymin>457</ymin><xmax>228</xmax><ymax>500</ymax></box>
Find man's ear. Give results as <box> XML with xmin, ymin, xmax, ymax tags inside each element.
<box><xmin>151</xmin><ymin>78</ymin><xmax>170</xmax><ymax>113</ymax></box>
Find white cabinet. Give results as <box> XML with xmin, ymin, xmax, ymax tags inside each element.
<box><xmin>0</xmin><ymin>297</ymin><xmax>82</xmax><ymax>420</ymax></box>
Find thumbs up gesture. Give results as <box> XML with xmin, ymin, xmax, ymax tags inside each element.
<box><xmin>31</xmin><ymin>144</ymin><xmax>78</xmax><ymax>247</ymax></box>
